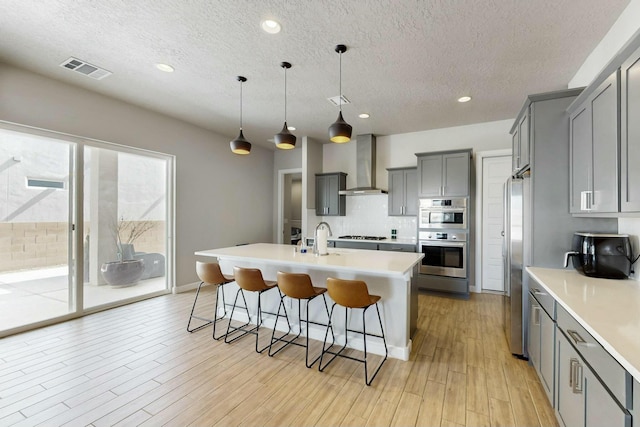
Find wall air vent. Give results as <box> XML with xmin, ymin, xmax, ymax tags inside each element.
<box><xmin>327</xmin><ymin>95</ymin><xmax>350</xmax><ymax>107</ymax></box>
<box><xmin>59</xmin><ymin>57</ymin><xmax>112</xmax><ymax>80</ymax></box>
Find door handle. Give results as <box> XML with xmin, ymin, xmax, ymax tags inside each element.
<box><xmin>570</xmin><ymin>358</ymin><xmax>583</xmax><ymax>394</ymax></box>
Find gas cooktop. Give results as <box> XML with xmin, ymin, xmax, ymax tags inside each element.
<box><xmin>338</xmin><ymin>235</ymin><xmax>387</xmax><ymax>240</ymax></box>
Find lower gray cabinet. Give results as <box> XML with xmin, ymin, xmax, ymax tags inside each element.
<box><xmin>334</xmin><ymin>241</ymin><xmax>378</xmax><ymax>250</ymax></box>
<box><xmin>556</xmin><ymin>330</ymin><xmax>585</xmax><ymax>427</ymax></box>
<box><xmin>528</xmin><ymin>291</ymin><xmax>555</xmax><ymax>405</ymax></box>
<box><xmin>556</xmin><ymin>322</ymin><xmax>631</xmax><ymax>427</ymax></box>
<box><xmin>378</xmin><ymin>242</ymin><xmax>416</xmax><ymax>252</ymax></box>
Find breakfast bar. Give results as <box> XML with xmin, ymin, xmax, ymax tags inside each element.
<box><xmin>195</xmin><ymin>243</ymin><xmax>424</xmax><ymax>360</ymax></box>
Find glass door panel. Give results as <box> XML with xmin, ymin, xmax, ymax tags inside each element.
<box><xmin>0</xmin><ymin>128</ymin><xmax>73</xmax><ymax>332</ymax></box>
<box><xmin>83</xmin><ymin>145</ymin><xmax>168</xmax><ymax>309</ymax></box>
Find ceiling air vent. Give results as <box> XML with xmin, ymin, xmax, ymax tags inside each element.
<box><xmin>60</xmin><ymin>57</ymin><xmax>112</xmax><ymax>80</ymax></box>
<box><xmin>327</xmin><ymin>95</ymin><xmax>350</xmax><ymax>107</ymax></box>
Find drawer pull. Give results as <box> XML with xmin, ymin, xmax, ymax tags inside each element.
<box><xmin>567</xmin><ymin>329</ymin><xmax>587</xmax><ymax>346</ymax></box>
<box><xmin>532</xmin><ymin>288</ymin><xmax>547</xmax><ymax>296</ymax></box>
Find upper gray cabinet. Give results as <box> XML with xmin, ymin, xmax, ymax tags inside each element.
<box><xmin>315</xmin><ymin>172</ymin><xmax>346</xmax><ymax>216</ymax></box>
<box><xmin>621</xmin><ymin>45</ymin><xmax>640</xmax><ymax>212</ymax></box>
<box><xmin>416</xmin><ymin>150</ymin><xmax>470</xmax><ymax>198</ymax></box>
<box><xmin>387</xmin><ymin>167</ymin><xmax>417</xmax><ymax>216</ymax></box>
<box><xmin>512</xmin><ymin>112</ymin><xmax>530</xmax><ymax>175</ymax></box>
<box><xmin>569</xmin><ymin>71</ymin><xmax>620</xmax><ymax>214</ymax></box>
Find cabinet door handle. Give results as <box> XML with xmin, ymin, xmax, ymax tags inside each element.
<box><xmin>569</xmin><ymin>358</ymin><xmax>575</xmax><ymax>388</ymax></box>
<box><xmin>571</xmin><ymin>358</ymin><xmax>583</xmax><ymax>394</ymax></box>
<box><xmin>532</xmin><ymin>305</ymin><xmax>540</xmax><ymax>326</ymax></box>
<box><xmin>567</xmin><ymin>329</ymin><xmax>587</xmax><ymax>346</ymax></box>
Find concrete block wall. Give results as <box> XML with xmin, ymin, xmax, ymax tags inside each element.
<box><xmin>1</xmin><ymin>220</ymin><xmax>166</xmax><ymax>273</ymax></box>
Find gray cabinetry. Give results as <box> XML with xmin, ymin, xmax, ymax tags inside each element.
<box><xmin>315</xmin><ymin>173</ymin><xmax>346</xmax><ymax>216</ymax></box>
<box><xmin>388</xmin><ymin>167</ymin><xmax>417</xmax><ymax>216</ymax></box>
<box><xmin>556</xmin><ymin>303</ymin><xmax>631</xmax><ymax>427</ymax></box>
<box><xmin>569</xmin><ymin>71</ymin><xmax>619</xmax><ymax>214</ymax></box>
<box><xmin>512</xmin><ymin>112</ymin><xmax>530</xmax><ymax>174</ymax></box>
<box><xmin>416</xmin><ymin>150</ymin><xmax>470</xmax><ymax>198</ymax></box>
<box><xmin>528</xmin><ymin>282</ymin><xmax>555</xmax><ymax>405</ymax></box>
<box><xmin>556</xmin><ymin>330</ymin><xmax>631</xmax><ymax>427</ymax></box>
<box><xmin>621</xmin><ymin>45</ymin><xmax>640</xmax><ymax>212</ymax></box>
<box><xmin>378</xmin><ymin>242</ymin><xmax>416</xmax><ymax>252</ymax></box>
<box><xmin>334</xmin><ymin>240</ymin><xmax>377</xmax><ymax>250</ymax></box>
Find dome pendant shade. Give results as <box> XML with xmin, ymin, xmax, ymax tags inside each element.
<box><xmin>275</xmin><ymin>61</ymin><xmax>296</xmax><ymax>150</ymax></box>
<box><xmin>275</xmin><ymin>122</ymin><xmax>296</xmax><ymax>149</ymax></box>
<box><xmin>329</xmin><ymin>111</ymin><xmax>352</xmax><ymax>143</ymax></box>
<box><xmin>230</xmin><ymin>129</ymin><xmax>251</xmax><ymax>155</ymax></box>
<box><xmin>230</xmin><ymin>75</ymin><xmax>251</xmax><ymax>155</ymax></box>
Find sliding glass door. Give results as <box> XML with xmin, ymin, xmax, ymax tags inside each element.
<box><xmin>0</xmin><ymin>123</ymin><xmax>173</xmax><ymax>336</ymax></box>
<box><xmin>0</xmin><ymin>128</ymin><xmax>74</xmax><ymax>331</ymax></box>
<box><xmin>82</xmin><ymin>145</ymin><xmax>170</xmax><ymax>309</ymax></box>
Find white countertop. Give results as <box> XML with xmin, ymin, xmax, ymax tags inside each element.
<box><xmin>196</xmin><ymin>243</ymin><xmax>423</xmax><ymax>278</ymax></box>
<box><xmin>527</xmin><ymin>266</ymin><xmax>640</xmax><ymax>382</ymax></box>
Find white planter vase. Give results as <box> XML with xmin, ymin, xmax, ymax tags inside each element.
<box><xmin>101</xmin><ymin>259</ymin><xmax>144</xmax><ymax>286</ymax></box>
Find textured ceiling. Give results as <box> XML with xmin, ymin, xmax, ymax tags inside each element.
<box><xmin>0</xmin><ymin>0</ymin><xmax>631</xmax><ymax>149</ymax></box>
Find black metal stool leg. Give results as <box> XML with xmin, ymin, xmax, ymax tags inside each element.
<box><xmin>212</xmin><ymin>283</ymin><xmax>229</xmax><ymax>340</ymax></box>
<box><xmin>224</xmin><ymin>288</ymin><xmax>252</xmax><ymax>344</ymax></box>
<box><xmin>186</xmin><ymin>281</ymin><xmax>211</xmax><ymax>332</ymax></box>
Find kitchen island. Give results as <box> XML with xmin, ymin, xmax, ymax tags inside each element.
<box><xmin>195</xmin><ymin>243</ymin><xmax>424</xmax><ymax>360</ymax></box>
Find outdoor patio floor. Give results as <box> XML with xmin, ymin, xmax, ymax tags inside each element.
<box><xmin>0</xmin><ymin>266</ymin><xmax>167</xmax><ymax>332</ymax></box>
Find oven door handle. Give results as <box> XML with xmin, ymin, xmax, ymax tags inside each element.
<box><xmin>420</xmin><ymin>241</ymin><xmax>466</xmax><ymax>248</ymax></box>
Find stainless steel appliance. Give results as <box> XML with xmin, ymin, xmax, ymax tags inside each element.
<box><xmin>564</xmin><ymin>233</ymin><xmax>633</xmax><ymax>279</ymax></box>
<box><xmin>418</xmin><ymin>231</ymin><xmax>467</xmax><ymax>278</ymax></box>
<box><xmin>418</xmin><ymin>198</ymin><xmax>467</xmax><ymax>229</ymax></box>
<box><xmin>338</xmin><ymin>235</ymin><xmax>387</xmax><ymax>240</ymax></box>
<box><xmin>503</xmin><ymin>175</ymin><xmax>527</xmax><ymax>357</ymax></box>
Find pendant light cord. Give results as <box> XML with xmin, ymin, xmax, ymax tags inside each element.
<box><xmin>239</xmin><ymin>80</ymin><xmax>243</xmax><ymax>130</ymax></box>
<box><xmin>284</xmin><ymin>66</ymin><xmax>287</xmax><ymax>121</ymax></box>
<box><xmin>339</xmin><ymin>50</ymin><xmax>342</xmax><ymax>112</ymax></box>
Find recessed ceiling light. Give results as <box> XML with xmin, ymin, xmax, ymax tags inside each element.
<box><xmin>457</xmin><ymin>96</ymin><xmax>472</xmax><ymax>103</ymax></box>
<box><xmin>359</xmin><ymin>113</ymin><xmax>370</xmax><ymax>119</ymax></box>
<box><xmin>261</xmin><ymin>19</ymin><xmax>281</xmax><ymax>34</ymax></box>
<box><xmin>155</xmin><ymin>63</ymin><xmax>174</xmax><ymax>73</ymax></box>
<box><xmin>287</xmin><ymin>126</ymin><xmax>296</xmax><ymax>131</ymax></box>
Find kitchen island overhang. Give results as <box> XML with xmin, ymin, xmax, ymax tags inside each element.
<box><xmin>195</xmin><ymin>243</ymin><xmax>424</xmax><ymax>361</ymax></box>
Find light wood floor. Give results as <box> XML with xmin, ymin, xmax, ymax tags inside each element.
<box><xmin>0</xmin><ymin>288</ymin><xmax>558</xmax><ymax>427</ymax></box>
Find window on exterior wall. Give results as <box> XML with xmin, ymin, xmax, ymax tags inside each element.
<box><xmin>26</xmin><ymin>178</ymin><xmax>66</xmax><ymax>189</ymax></box>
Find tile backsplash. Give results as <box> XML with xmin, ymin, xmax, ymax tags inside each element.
<box><xmin>320</xmin><ymin>194</ymin><xmax>417</xmax><ymax>239</ymax></box>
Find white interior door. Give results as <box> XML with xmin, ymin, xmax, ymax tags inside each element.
<box><xmin>482</xmin><ymin>155</ymin><xmax>512</xmax><ymax>292</ymax></box>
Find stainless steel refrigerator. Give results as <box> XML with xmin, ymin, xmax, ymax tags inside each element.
<box><xmin>503</xmin><ymin>175</ymin><xmax>528</xmax><ymax>357</ymax></box>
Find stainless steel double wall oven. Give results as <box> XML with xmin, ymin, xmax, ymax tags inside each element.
<box><xmin>417</xmin><ymin>198</ymin><xmax>469</xmax><ymax>283</ymax></box>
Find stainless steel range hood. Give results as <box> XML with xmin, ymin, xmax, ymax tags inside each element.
<box><xmin>339</xmin><ymin>134</ymin><xmax>387</xmax><ymax>195</ymax></box>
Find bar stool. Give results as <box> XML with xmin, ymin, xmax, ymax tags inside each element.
<box><xmin>268</xmin><ymin>271</ymin><xmax>335</xmax><ymax>368</ymax></box>
<box><xmin>225</xmin><ymin>266</ymin><xmax>285</xmax><ymax>353</ymax></box>
<box><xmin>187</xmin><ymin>261</ymin><xmax>233</xmax><ymax>340</ymax></box>
<box><xmin>319</xmin><ymin>277</ymin><xmax>388</xmax><ymax>386</ymax></box>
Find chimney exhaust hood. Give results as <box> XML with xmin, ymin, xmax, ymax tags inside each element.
<box><xmin>339</xmin><ymin>134</ymin><xmax>388</xmax><ymax>196</ymax></box>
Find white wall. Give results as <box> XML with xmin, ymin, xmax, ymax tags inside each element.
<box><xmin>323</xmin><ymin>119</ymin><xmax>513</xmax><ymax>192</ymax></box>
<box><xmin>0</xmin><ymin>62</ymin><xmax>275</xmax><ymax>288</ymax></box>
<box><xmin>317</xmin><ymin>120</ymin><xmax>513</xmax><ymax>239</ymax></box>
<box><xmin>569</xmin><ymin>0</ymin><xmax>640</xmax><ymax>88</ymax></box>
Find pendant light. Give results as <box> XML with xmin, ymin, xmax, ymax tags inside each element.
<box><xmin>274</xmin><ymin>62</ymin><xmax>296</xmax><ymax>149</ymax></box>
<box><xmin>328</xmin><ymin>44</ymin><xmax>352</xmax><ymax>143</ymax></box>
<box><xmin>230</xmin><ymin>76</ymin><xmax>252</xmax><ymax>155</ymax></box>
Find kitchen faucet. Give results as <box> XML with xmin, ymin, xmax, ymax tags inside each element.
<box><xmin>313</xmin><ymin>222</ymin><xmax>332</xmax><ymax>255</ymax></box>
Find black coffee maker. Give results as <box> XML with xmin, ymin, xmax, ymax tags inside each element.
<box><xmin>564</xmin><ymin>233</ymin><xmax>632</xmax><ymax>279</ymax></box>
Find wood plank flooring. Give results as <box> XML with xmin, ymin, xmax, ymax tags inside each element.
<box><xmin>0</xmin><ymin>288</ymin><xmax>558</xmax><ymax>426</ymax></box>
